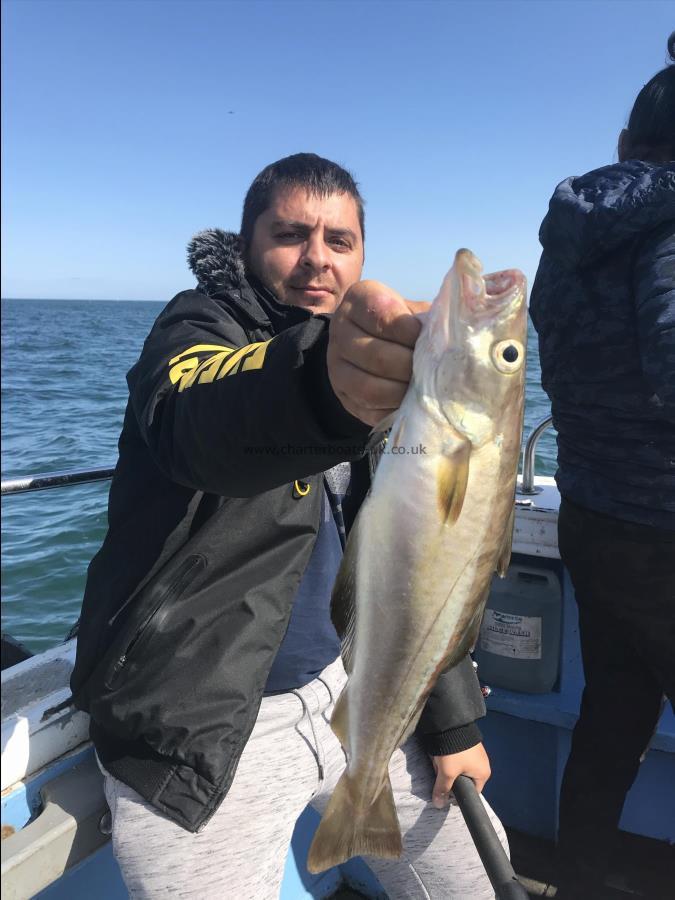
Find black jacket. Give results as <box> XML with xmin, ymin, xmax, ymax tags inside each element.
<box><xmin>530</xmin><ymin>161</ymin><xmax>675</xmax><ymax>528</ymax></box>
<box><xmin>71</xmin><ymin>229</ymin><xmax>486</xmax><ymax>832</ymax></box>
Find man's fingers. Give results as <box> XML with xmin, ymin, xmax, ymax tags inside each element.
<box><xmin>327</xmin><ymin>280</ymin><xmax>426</xmax><ymax>426</ymax></box>
<box><xmin>333</xmin><ymin>397</ymin><xmax>396</xmax><ymax>429</ymax></box>
<box><xmin>331</xmin><ymin>357</ymin><xmax>408</xmax><ymax>416</ymax></box>
<box><xmin>471</xmin><ymin>776</ymin><xmax>488</xmax><ymax>795</ymax></box>
<box><xmin>330</xmin><ymin>317</ymin><xmax>414</xmax><ymax>383</ymax></box>
<box><xmin>432</xmin><ymin>770</ymin><xmax>456</xmax><ymax>810</ymax></box>
<box><xmin>342</xmin><ymin>281</ymin><xmax>423</xmax><ymax>348</ymax></box>
<box><xmin>405</xmin><ymin>299</ymin><xmax>431</xmax><ymax>317</ymax></box>
<box><xmin>430</xmin><ymin>745</ymin><xmax>492</xmax><ymax>809</ymax></box>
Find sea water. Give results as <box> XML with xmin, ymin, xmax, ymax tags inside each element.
<box><xmin>1</xmin><ymin>298</ymin><xmax>557</xmax><ymax>652</ymax></box>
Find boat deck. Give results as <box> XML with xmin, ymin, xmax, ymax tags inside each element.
<box><xmin>508</xmin><ymin>828</ymin><xmax>673</xmax><ymax>900</ymax></box>
<box><xmin>328</xmin><ymin>828</ymin><xmax>674</xmax><ymax>899</ymax></box>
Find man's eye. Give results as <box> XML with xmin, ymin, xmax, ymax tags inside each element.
<box><xmin>330</xmin><ymin>238</ymin><xmax>351</xmax><ymax>249</ymax></box>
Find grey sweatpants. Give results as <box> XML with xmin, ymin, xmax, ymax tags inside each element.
<box><xmin>101</xmin><ymin>658</ymin><xmax>507</xmax><ymax>899</ymax></box>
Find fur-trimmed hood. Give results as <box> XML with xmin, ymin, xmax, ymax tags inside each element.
<box><xmin>187</xmin><ymin>229</ymin><xmax>247</xmax><ymax>296</ymax></box>
<box><xmin>185</xmin><ymin>227</ymin><xmax>313</xmax><ymax>333</ymax></box>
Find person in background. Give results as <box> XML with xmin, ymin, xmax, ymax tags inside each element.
<box><xmin>529</xmin><ymin>35</ymin><xmax>675</xmax><ymax>900</ymax></box>
<box><xmin>71</xmin><ymin>153</ymin><xmax>505</xmax><ymax>898</ymax></box>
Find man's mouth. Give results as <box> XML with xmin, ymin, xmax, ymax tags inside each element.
<box><xmin>289</xmin><ymin>285</ymin><xmax>334</xmax><ymax>294</ymax></box>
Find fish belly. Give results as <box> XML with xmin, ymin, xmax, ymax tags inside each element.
<box><xmin>346</xmin><ymin>407</ymin><xmax>508</xmax><ymax>800</ymax></box>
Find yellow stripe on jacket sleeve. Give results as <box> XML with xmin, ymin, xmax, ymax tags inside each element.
<box><xmin>241</xmin><ymin>342</ymin><xmax>270</xmax><ymax>372</ymax></box>
<box><xmin>169</xmin><ymin>344</ymin><xmax>235</xmax><ymax>365</ymax></box>
<box><xmin>170</xmin><ymin>349</ymin><xmax>235</xmax><ymax>391</ymax></box>
<box><xmin>216</xmin><ymin>342</ymin><xmax>268</xmax><ymax>379</ymax></box>
<box><xmin>168</xmin><ymin>340</ymin><xmax>272</xmax><ymax>393</ymax></box>
<box><xmin>169</xmin><ymin>345</ymin><xmax>236</xmax><ymax>389</ymax></box>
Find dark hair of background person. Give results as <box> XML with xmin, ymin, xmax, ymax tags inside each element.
<box><xmin>240</xmin><ymin>153</ymin><xmax>366</xmax><ymax>248</ymax></box>
<box><xmin>622</xmin><ymin>32</ymin><xmax>675</xmax><ymax>163</ymax></box>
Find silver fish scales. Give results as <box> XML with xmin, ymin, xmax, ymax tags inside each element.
<box><xmin>307</xmin><ymin>249</ymin><xmax>527</xmax><ymax>873</ymax></box>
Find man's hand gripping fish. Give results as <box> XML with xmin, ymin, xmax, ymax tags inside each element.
<box><xmin>307</xmin><ymin>249</ymin><xmax>527</xmax><ymax>873</ymax></box>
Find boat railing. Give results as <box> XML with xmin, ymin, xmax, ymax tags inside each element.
<box><xmin>518</xmin><ymin>415</ymin><xmax>554</xmax><ymax>496</ymax></box>
<box><xmin>1</xmin><ymin>415</ymin><xmax>556</xmax><ymax>498</ymax></box>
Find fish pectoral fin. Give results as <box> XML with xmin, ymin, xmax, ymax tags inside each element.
<box><xmin>330</xmin><ymin>514</ymin><xmax>360</xmax><ymax>674</ymax></box>
<box><xmin>437</xmin><ymin>435</ymin><xmax>471</xmax><ymax>525</ymax></box>
<box><xmin>496</xmin><ymin>504</ymin><xmax>515</xmax><ymax>577</ymax></box>
<box><xmin>306</xmin><ymin>773</ymin><xmax>402</xmax><ymax>874</ymax></box>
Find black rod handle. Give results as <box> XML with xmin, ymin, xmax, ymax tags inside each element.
<box><xmin>452</xmin><ymin>776</ymin><xmax>529</xmax><ymax>900</ymax></box>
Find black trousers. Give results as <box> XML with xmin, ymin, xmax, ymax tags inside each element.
<box><xmin>557</xmin><ymin>498</ymin><xmax>675</xmax><ymax>886</ymax></box>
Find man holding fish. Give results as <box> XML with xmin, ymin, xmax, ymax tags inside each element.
<box><xmin>72</xmin><ymin>153</ymin><xmax>525</xmax><ymax>898</ymax></box>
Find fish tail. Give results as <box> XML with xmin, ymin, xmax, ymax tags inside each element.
<box><xmin>306</xmin><ymin>772</ymin><xmax>402</xmax><ymax>874</ymax></box>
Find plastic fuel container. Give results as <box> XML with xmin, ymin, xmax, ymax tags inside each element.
<box><xmin>474</xmin><ymin>564</ymin><xmax>562</xmax><ymax>693</ymax></box>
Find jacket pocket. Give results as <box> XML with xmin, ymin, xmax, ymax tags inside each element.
<box><xmin>104</xmin><ymin>553</ymin><xmax>206</xmax><ymax>690</ymax></box>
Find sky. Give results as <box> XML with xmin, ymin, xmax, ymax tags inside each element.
<box><xmin>1</xmin><ymin>0</ymin><xmax>673</xmax><ymax>302</ymax></box>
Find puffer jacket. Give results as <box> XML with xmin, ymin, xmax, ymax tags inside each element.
<box><xmin>530</xmin><ymin>161</ymin><xmax>675</xmax><ymax>528</ymax></box>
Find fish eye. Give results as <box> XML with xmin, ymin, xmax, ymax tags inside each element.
<box><xmin>491</xmin><ymin>339</ymin><xmax>524</xmax><ymax>373</ymax></box>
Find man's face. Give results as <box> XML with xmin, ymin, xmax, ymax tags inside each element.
<box><xmin>246</xmin><ymin>186</ymin><xmax>364</xmax><ymax>314</ymax></box>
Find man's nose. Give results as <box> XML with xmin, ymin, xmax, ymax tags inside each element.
<box><xmin>301</xmin><ymin>233</ymin><xmax>330</xmax><ymax>270</ymax></box>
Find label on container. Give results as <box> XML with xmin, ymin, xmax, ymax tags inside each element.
<box><xmin>479</xmin><ymin>610</ymin><xmax>542</xmax><ymax>660</ymax></box>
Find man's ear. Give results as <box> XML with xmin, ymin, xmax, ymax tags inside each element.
<box><xmin>618</xmin><ymin>129</ymin><xmax>630</xmax><ymax>162</ymax></box>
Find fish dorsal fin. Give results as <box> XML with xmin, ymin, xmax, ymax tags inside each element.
<box><xmin>330</xmin><ymin>513</ymin><xmax>361</xmax><ymax>675</ymax></box>
<box><xmin>495</xmin><ymin>504</ymin><xmax>515</xmax><ymax>577</ymax></box>
<box><xmin>370</xmin><ymin>409</ymin><xmax>399</xmax><ymax>437</ymax></box>
<box><xmin>388</xmin><ymin>413</ymin><xmax>406</xmax><ymax>450</ymax></box>
<box><xmin>437</xmin><ymin>434</ymin><xmax>471</xmax><ymax>525</ymax></box>
<box><xmin>462</xmin><ymin>591</ymin><xmax>490</xmax><ymax>656</ymax></box>
<box><xmin>437</xmin><ymin>582</ymin><xmax>491</xmax><ymax>677</ymax></box>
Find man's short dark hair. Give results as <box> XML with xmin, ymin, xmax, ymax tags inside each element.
<box><xmin>240</xmin><ymin>153</ymin><xmax>365</xmax><ymax>247</ymax></box>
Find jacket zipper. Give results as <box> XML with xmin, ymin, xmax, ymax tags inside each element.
<box><xmin>107</xmin><ymin>554</ymin><xmax>205</xmax><ymax>687</ymax></box>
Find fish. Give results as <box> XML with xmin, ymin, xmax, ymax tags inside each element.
<box><xmin>306</xmin><ymin>249</ymin><xmax>527</xmax><ymax>873</ymax></box>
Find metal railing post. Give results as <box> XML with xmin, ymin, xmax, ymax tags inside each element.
<box><xmin>518</xmin><ymin>415</ymin><xmax>553</xmax><ymax>496</ymax></box>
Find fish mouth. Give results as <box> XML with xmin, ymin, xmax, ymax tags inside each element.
<box><xmin>485</xmin><ymin>269</ymin><xmax>526</xmax><ymax>302</ymax></box>
<box><xmin>454</xmin><ymin>250</ymin><xmax>525</xmax><ymax>321</ymax></box>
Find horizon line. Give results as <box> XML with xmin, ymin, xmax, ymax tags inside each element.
<box><xmin>1</xmin><ymin>296</ymin><xmax>166</xmax><ymax>303</ymax></box>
